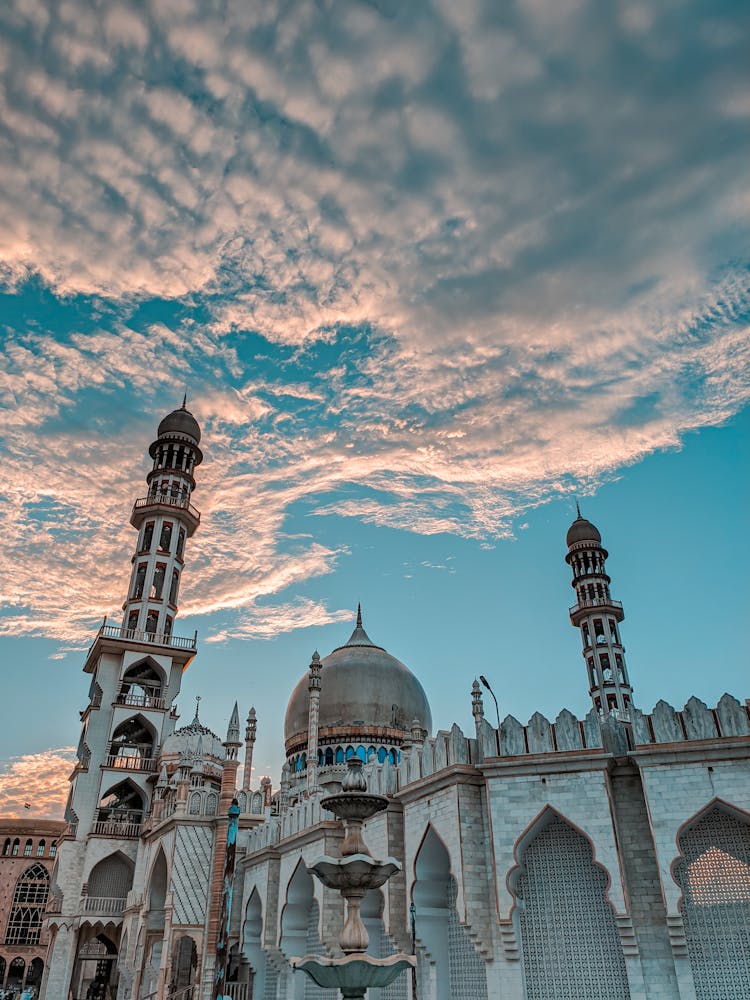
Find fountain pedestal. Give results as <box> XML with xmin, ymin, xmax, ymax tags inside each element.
<box><xmin>290</xmin><ymin>758</ymin><xmax>415</xmax><ymax>997</ymax></box>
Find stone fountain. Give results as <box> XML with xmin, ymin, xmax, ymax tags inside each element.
<box><xmin>291</xmin><ymin>757</ymin><xmax>415</xmax><ymax>999</ymax></box>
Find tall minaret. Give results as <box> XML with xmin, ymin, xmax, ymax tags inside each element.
<box><xmin>306</xmin><ymin>651</ymin><xmax>322</xmax><ymax>795</ymax></box>
<box><xmin>122</xmin><ymin>398</ymin><xmax>203</xmax><ymax>640</ymax></box>
<box><xmin>243</xmin><ymin>707</ymin><xmax>257</xmax><ymax>792</ymax></box>
<box><xmin>41</xmin><ymin>404</ymin><xmax>203</xmax><ymax>1000</ymax></box>
<box><xmin>565</xmin><ymin>508</ymin><xmax>634</xmax><ymax>719</ymax></box>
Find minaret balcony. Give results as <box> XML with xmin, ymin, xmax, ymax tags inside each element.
<box><xmin>98</xmin><ymin>622</ymin><xmax>197</xmax><ymax>651</ymax></box>
<box><xmin>130</xmin><ymin>493</ymin><xmax>200</xmax><ymax>532</ymax></box>
<box><xmin>91</xmin><ymin>819</ymin><xmax>143</xmax><ymax>839</ymax></box>
<box><xmin>115</xmin><ymin>688</ymin><xmax>167</xmax><ymax>711</ymax></box>
<box><xmin>103</xmin><ymin>749</ymin><xmax>159</xmax><ymax>773</ymax></box>
<box><xmin>569</xmin><ymin>596</ymin><xmax>623</xmax><ymax>623</ymax></box>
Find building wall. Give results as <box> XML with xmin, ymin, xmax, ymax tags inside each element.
<box><xmin>0</xmin><ymin>819</ymin><xmax>65</xmax><ymax>992</ymax></box>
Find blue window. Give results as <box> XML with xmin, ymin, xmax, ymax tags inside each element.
<box><xmin>377</xmin><ymin>747</ymin><xmax>387</xmax><ymax>764</ymax></box>
<box><xmin>335</xmin><ymin>747</ymin><xmax>344</xmax><ymax>764</ymax></box>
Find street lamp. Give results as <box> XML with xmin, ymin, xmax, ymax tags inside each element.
<box><xmin>479</xmin><ymin>674</ymin><xmax>500</xmax><ymax>729</ymax></box>
<box><xmin>410</xmin><ymin>901</ymin><xmax>417</xmax><ymax>1000</ymax></box>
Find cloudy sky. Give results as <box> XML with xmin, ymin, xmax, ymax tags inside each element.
<box><xmin>0</xmin><ymin>0</ymin><xmax>748</xmax><ymax>816</ymax></box>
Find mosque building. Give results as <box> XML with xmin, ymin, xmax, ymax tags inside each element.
<box><xmin>41</xmin><ymin>408</ymin><xmax>750</xmax><ymax>1000</ymax></box>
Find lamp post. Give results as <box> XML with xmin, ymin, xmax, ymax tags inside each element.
<box><xmin>410</xmin><ymin>901</ymin><xmax>417</xmax><ymax>1000</ymax></box>
<box><xmin>479</xmin><ymin>675</ymin><xmax>500</xmax><ymax>729</ymax></box>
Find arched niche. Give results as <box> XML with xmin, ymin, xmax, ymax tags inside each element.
<box><xmin>119</xmin><ymin>657</ymin><xmax>166</xmax><ymax>705</ymax></box>
<box><xmin>512</xmin><ymin>810</ymin><xmax>629</xmax><ymax>1000</ymax></box>
<box><xmin>170</xmin><ymin>934</ymin><xmax>198</xmax><ymax>993</ymax></box>
<box><xmin>110</xmin><ymin>713</ymin><xmax>158</xmax><ymax>764</ymax></box>
<box><xmin>413</xmin><ymin>826</ymin><xmax>487</xmax><ymax>1000</ymax></box>
<box><xmin>147</xmin><ymin>846</ymin><xmax>169</xmax><ymax>929</ymax></box>
<box><xmin>279</xmin><ymin>860</ymin><xmax>334</xmax><ymax>1000</ymax></box>
<box><xmin>243</xmin><ymin>888</ymin><xmax>272</xmax><ymax>999</ymax></box>
<box><xmin>673</xmin><ymin>802</ymin><xmax>750</xmax><ymax>997</ymax></box>
<box><xmin>97</xmin><ymin>779</ymin><xmax>145</xmax><ymax>827</ymax></box>
<box><xmin>86</xmin><ymin>852</ymin><xmax>134</xmax><ymax>901</ymax></box>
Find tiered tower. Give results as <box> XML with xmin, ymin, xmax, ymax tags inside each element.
<box><xmin>43</xmin><ymin>404</ymin><xmax>203</xmax><ymax>1000</ymax></box>
<box><xmin>565</xmin><ymin>508</ymin><xmax>634</xmax><ymax>719</ymax></box>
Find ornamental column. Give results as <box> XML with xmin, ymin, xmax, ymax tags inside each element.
<box><xmin>243</xmin><ymin>706</ymin><xmax>257</xmax><ymax>792</ymax></box>
<box><xmin>306</xmin><ymin>651</ymin><xmax>322</xmax><ymax>795</ymax></box>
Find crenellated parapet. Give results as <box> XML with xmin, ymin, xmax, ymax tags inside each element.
<box><xmin>396</xmin><ymin>694</ymin><xmax>750</xmax><ymax>790</ymax></box>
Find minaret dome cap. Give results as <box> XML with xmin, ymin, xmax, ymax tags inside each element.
<box><xmin>157</xmin><ymin>403</ymin><xmax>201</xmax><ymax>444</ymax></box>
<box><xmin>566</xmin><ymin>515</ymin><xmax>602</xmax><ymax>547</ymax></box>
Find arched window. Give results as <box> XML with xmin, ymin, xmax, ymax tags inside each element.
<box><xmin>514</xmin><ymin>815</ymin><xmax>629</xmax><ymax>1000</ymax></box>
<box><xmin>367</xmin><ymin>746</ymin><xmax>376</xmax><ymax>761</ymax></box>
<box><xmin>23</xmin><ymin>839</ymin><xmax>33</xmax><ymax>857</ymax></box>
<box><xmin>325</xmin><ymin>747</ymin><xmax>334</xmax><ymax>766</ymax></box>
<box><xmin>345</xmin><ymin>746</ymin><xmax>354</xmax><ymax>760</ymax></box>
<box><xmin>87</xmin><ymin>853</ymin><xmax>134</xmax><ymax>901</ymax></box>
<box><xmin>6</xmin><ymin>958</ymin><xmax>25</xmax><ymax>990</ymax></box>
<box><xmin>36</xmin><ymin>839</ymin><xmax>46</xmax><ymax>857</ymax></box>
<box><xmin>11</xmin><ymin>838</ymin><xmax>19</xmax><ymax>856</ymax></box>
<box><xmin>355</xmin><ymin>746</ymin><xmax>366</xmax><ymax>762</ymax></box>
<box><xmin>378</xmin><ymin>747</ymin><xmax>387</xmax><ymax>764</ymax></box>
<box><xmin>335</xmin><ymin>747</ymin><xmax>344</xmax><ymax>764</ymax></box>
<box><xmin>6</xmin><ymin>864</ymin><xmax>50</xmax><ymax>945</ymax></box>
<box><xmin>49</xmin><ymin>843</ymin><xmax>56</xmax><ymax>859</ymax></box>
<box><xmin>2</xmin><ymin>838</ymin><xmax>10</xmax><ymax>856</ymax></box>
<box><xmin>674</xmin><ymin>805</ymin><xmax>750</xmax><ymax>996</ymax></box>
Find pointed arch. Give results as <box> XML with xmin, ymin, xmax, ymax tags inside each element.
<box><xmin>86</xmin><ymin>851</ymin><xmax>134</xmax><ymax>900</ymax></box>
<box><xmin>512</xmin><ymin>810</ymin><xmax>629</xmax><ymax>1000</ymax></box>
<box><xmin>673</xmin><ymin>800</ymin><xmax>750</xmax><ymax>996</ymax></box>
<box><xmin>148</xmin><ymin>846</ymin><xmax>169</xmax><ymax>912</ymax></box>
<box><xmin>242</xmin><ymin>887</ymin><xmax>270</xmax><ymax>998</ymax></box>
<box><xmin>6</xmin><ymin>863</ymin><xmax>50</xmax><ymax>945</ymax></box>
<box><xmin>412</xmin><ymin>825</ymin><xmax>487</xmax><ymax>1000</ymax></box>
<box><xmin>279</xmin><ymin>858</ymin><xmax>332</xmax><ymax>1000</ymax></box>
<box><xmin>97</xmin><ymin>778</ymin><xmax>146</xmax><ymax>826</ymax></box>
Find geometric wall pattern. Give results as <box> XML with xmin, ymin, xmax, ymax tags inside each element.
<box><xmin>446</xmin><ymin>882</ymin><xmax>488</xmax><ymax>1000</ymax></box>
<box><xmin>171</xmin><ymin>826</ymin><xmax>213</xmax><ymax>925</ymax></box>
<box><xmin>675</xmin><ymin>807</ymin><xmax>750</xmax><ymax>1000</ymax></box>
<box><xmin>516</xmin><ymin>817</ymin><xmax>630</xmax><ymax>1000</ymax></box>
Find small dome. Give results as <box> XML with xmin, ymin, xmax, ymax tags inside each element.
<box><xmin>161</xmin><ymin>706</ymin><xmax>224</xmax><ymax>760</ymax></box>
<box><xmin>566</xmin><ymin>515</ymin><xmax>602</xmax><ymax>547</ymax></box>
<box><xmin>158</xmin><ymin>405</ymin><xmax>201</xmax><ymax>443</ymax></box>
<box><xmin>284</xmin><ymin>609</ymin><xmax>432</xmax><ymax>749</ymax></box>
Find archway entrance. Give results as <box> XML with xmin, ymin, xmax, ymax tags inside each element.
<box><xmin>71</xmin><ymin>930</ymin><xmax>119</xmax><ymax>1000</ymax></box>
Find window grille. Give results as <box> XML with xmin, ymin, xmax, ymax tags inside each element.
<box><xmin>37</xmin><ymin>840</ymin><xmax>46</xmax><ymax>857</ymax></box>
<box><xmin>516</xmin><ymin>817</ymin><xmax>630</xmax><ymax>1000</ymax></box>
<box><xmin>23</xmin><ymin>839</ymin><xmax>32</xmax><ymax>857</ymax></box>
<box><xmin>675</xmin><ymin>807</ymin><xmax>750</xmax><ymax>999</ymax></box>
<box><xmin>5</xmin><ymin>864</ymin><xmax>50</xmax><ymax>945</ymax></box>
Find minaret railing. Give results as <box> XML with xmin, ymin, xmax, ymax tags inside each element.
<box><xmin>569</xmin><ymin>597</ymin><xmax>623</xmax><ymax>615</ymax></box>
<box><xmin>98</xmin><ymin>623</ymin><xmax>197</xmax><ymax>650</ymax></box>
<box><xmin>133</xmin><ymin>494</ymin><xmax>200</xmax><ymax>520</ymax></box>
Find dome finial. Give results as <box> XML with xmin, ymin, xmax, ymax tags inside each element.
<box><xmin>193</xmin><ymin>694</ymin><xmax>201</xmax><ymax>724</ymax></box>
<box><xmin>356</xmin><ymin>602</ymin><xmax>362</xmax><ymax>628</ymax></box>
<box><xmin>575</xmin><ymin>497</ymin><xmax>581</xmax><ymax>518</ymax></box>
<box><xmin>181</xmin><ymin>390</ymin><xmax>187</xmax><ymax>410</ymax></box>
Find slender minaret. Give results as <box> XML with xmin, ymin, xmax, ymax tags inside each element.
<box><xmin>123</xmin><ymin>398</ymin><xmax>203</xmax><ymax>640</ymax></box>
<box><xmin>565</xmin><ymin>507</ymin><xmax>634</xmax><ymax>719</ymax></box>
<box><xmin>41</xmin><ymin>404</ymin><xmax>204</xmax><ymax>1000</ymax></box>
<box><xmin>306</xmin><ymin>651</ymin><xmax>322</xmax><ymax>795</ymax></box>
<box><xmin>243</xmin><ymin>706</ymin><xmax>257</xmax><ymax>792</ymax></box>
<box><xmin>471</xmin><ymin>679</ymin><xmax>485</xmax><ymax>737</ymax></box>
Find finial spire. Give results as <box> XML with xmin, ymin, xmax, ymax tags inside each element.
<box><xmin>356</xmin><ymin>602</ymin><xmax>362</xmax><ymax>628</ymax></box>
<box><xmin>193</xmin><ymin>695</ymin><xmax>201</xmax><ymax>723</ymax></box>
<box><xmin>575</xmin><ymin>498</ymin><xmax>581</xmax><ymax>518</ymax></box>
<box><xmin>181</xmin><ymin>391</ymin><xmax>187</xmax><ymax>409</ymax></box>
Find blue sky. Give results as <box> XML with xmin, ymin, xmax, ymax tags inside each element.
<box><xmin>0</xmin><ymin>0</ymin><xmax>748</xmax><ymax>814</ymax></box>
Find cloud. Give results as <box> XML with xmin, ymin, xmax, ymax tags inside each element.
<box><xmin>0</xmin><ymin>0</ymin><xmax>748</xmax><ymax>644</ymax></box>
<box><xmin>205</xmin><ymin>598</ymin><xmax>352</xmax><ymax>642</ymax></box>
<box><xmin>0</xmin><ymin>748</ymin><xmax>76</xmax><ymax>818</ymax></box>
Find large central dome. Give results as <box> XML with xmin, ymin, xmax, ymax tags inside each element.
<box><xmin>284</xmin><ymin>609</ymin><xmax>432</xmax><ymax>755</ymax></box>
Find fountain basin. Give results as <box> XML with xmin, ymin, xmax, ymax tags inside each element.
<box><xmin>309</xmin><ymin>854</ymin><xmax>401</xmax><ymax>891</ymax></box>
<box><xmin>291</xmin><ymin>953</ymin><xmax>415</xmax><ymax>995</ymax></box>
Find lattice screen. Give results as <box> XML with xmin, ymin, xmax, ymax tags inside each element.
<box><xmin>516</xmin><ymin>817</ymin><xmax>630</xmax><ymax>1000</ymax></box>
<box><xmin>88</xmin><ymin>854</ymin><xmax>133</xmax><ymax>898</ymax></box>
<box><xmin>675</xmin><ymin>807</ymin><xmax>750</xmax><ymax>1000</ymax></box>
<box><xmin>446</xmin><ymin>883</ymin><xmax>488</xmax><ymax>1000</ymax></box>
<box><xmin>5</xmin><ymin>864</ymin><xmax>50</xmax><ymax>945</ymax></box>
